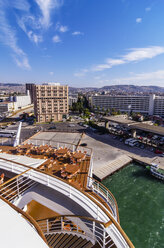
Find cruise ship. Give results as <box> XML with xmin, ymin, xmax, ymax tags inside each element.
<box><xmin>0</xmin><ymin>134</ymin><xmax>134</xmax><ymax>248</ymax></box>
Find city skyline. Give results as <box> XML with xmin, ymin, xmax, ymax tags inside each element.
<box><xmin>0</xmin><ymin>0</ymin><xmax>164</xmax><ymax>87</ymax></box>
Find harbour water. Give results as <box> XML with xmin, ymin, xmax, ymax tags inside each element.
<box><xmin>103</xmin><ymin>163</ymin><xmax>164</xmax><ymax>248</ymax></box>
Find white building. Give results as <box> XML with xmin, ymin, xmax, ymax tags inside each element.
<box><xmin>69</xmin><ymin>93</ymin><xmax>78</xmax><ymax>107</ymax></box>
<box><xmin>0</xmin><ymin>102</ymin><xmax>14</xmax><ymax>114</ymax></box>
<box><xmin>90</xmin><ymin>94</ymin><xmax>164</xmax><ymax>117</ymax></box>
<box><xmin>13</xmin><ymin>90</ymin><xmax>31</xmax><ymax>110</ymax></box>
<box><xmin>0</xmin><ymin>91</ymin><xmax>31</xmax><ymax>114</ymax></box>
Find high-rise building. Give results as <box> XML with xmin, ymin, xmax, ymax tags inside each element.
<box><xmin>26</xmin><ymin>84</ymin><xmax>35</xmax><ymax>103</ymax></box>
<box><xmin>33</xmin><ymin>83</ymin><xmax>69</xmax><ymax>122</ymax></box>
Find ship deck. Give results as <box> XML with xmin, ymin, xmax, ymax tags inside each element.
<box><xmin>0</xmin><ymin>143</ymin><xmax>119</xmax><ymax>224</ymax></box>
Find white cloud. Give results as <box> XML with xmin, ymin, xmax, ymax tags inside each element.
<box><xmin>49</xmin><ymin>71</ymin><xmax>54</xmax><ymax>75</ymax></box>
<box><xmin>28</xmin><ymin>31</ymin><xmax>42</xmax><ymax>43</ymax></box>
<box><xmin>59</xmin><ymin>25</ymin><xmax>68</xmax><ymax>33</ymax></box>
<box><xmin>72</xmin><ymin>31</ymin><xmax>84</xmax><ymax>36</ymax></box>
<box><xmin>35</xmin><ymin>0</ymin><xmax>63</xmax><ymax>28</ymax></box>
<box><xmin>112</xmin><ymin>70</ymin><xmax>164</xmax><ymax>85</ymax></box>
<box><xmin>52</xmin><ymin>35</ymin><xmax>61</xmax><ymax>43</ymax></box>
<box><xmin>74</xmin><ymin>69</ymin><xmax>88</xmax><ymax>77</ymax></box>
<box><xmin>106</xmin><ymin>58</ymin><xmax>125</xmax><ymax>66</ymax></box>
<box><xmin>0</xmin><ymin>8</ymin><xmax>30</xmax><ymax>69</ymax></box>
<box><xmin>145</xmin><ymin>7</ymin><xmax>151</xmax><ymax>12</ymax></box>
<box><xmin>92</xmin><ymin>64</ymin><xmax>112</xmax><ymax>72</ymax></box>
<box><xmin>136</xmin><ymin>18</ymin><xmax>142</xmax><ymax>23</ymax></box>
<box><xmin>14</xmin><ymin>55</ymin><xmax>31</xmax><ymax>70</ymax></box>
<box><xmin>11</xmin><ymin>0</ymin><xmax>30</xmax><ymax>11</ymax></box>
<box><xmin>17</xmin><ymin>17</ymin><xmax>43</xmax><ymax>44</ymax></box>
<box><xmin>92</xmin><ymin>46</ymin><xmax>164</xmax><ymax>72</ymax></box>
<box><xmin>123</xmin><ymin>46</ymin><xmax>164</xmax><ymax>62</ymax></box>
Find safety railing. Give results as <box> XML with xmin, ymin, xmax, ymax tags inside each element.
<box><xmin>0</xmin><ymin>156</ymin><xmax>134</xmax><ymax>248</ymax></box>
<box><xmin>21</xmin><ymin>138</ymin><xmax>92</xmax><ymax>156</ymax></box>
<box><xmin>87</xmin><ymin>177</ymin><xmax>119</xmax><ymax>222</ymax></box>
<box><xmin>37</xmin><ymin>215</ymin><xmax>115</xmax><ymax>248</ymax></box>
<box><xmin>0</xmin><ymin>169</ymin><xmax>37</xmax><ymax>203</ymax></box>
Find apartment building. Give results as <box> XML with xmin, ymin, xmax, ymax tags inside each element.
<box><xmin>33</xmin><ymin>83</ymin><xmax>68</xmax><ymax>122</ymax></box>
<box><xmin>90</xmin><ymin>94</ymin><xmax>164</xmax><ymax>117</ymax></box>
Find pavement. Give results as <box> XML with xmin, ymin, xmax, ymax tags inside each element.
<box><xmin>84</xmin><ymin>131</ymin><xmax>164</xmax><ymax>170</ymax></box>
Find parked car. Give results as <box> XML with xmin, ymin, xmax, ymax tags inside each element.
<box><xmin>155</xmin><ymin>149</ymin><xmax>163</xmax><ymax>154</ymax></box>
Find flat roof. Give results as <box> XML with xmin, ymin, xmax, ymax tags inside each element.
<box><xmin>129</xmin><ymin>123</ymin><xmax>164</xmax><ymax>136</ymax></box>
<box><xmin>103</xmin><ymin>116</ymin><xmax>136</xmax><ymax>125</ymax></box>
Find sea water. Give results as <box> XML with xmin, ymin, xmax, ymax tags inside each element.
<box><xmin>103</xmin><ymin>163</ymin><xmax>164</xmax><ymax>248</ymax></box>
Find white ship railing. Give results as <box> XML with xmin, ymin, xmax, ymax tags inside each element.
<box><xmin>37</xmin><ymin>215</ymin><xmax>115</xmax><ymax>248</ymax></box>
<box><xmin>0</xmin><ymin>157</ymin><xmax>134</xmax><ymax>248</ymax></box>
<box><xmin>21</xmin><ymin>138</ymin><xmax>92</xmax><ymax>156</ymax></box>
<box><xmin>0</xmin><ymin>169</ymin><xmax>37</xmax><ymax>203</ymax></box>
<box><xmin>87</xmin><ymin>177</ymin><xmax>119</xmax><ymax>222</ymax></box>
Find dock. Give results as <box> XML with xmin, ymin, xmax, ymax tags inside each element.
<box><xmin>93</xmin><ymin>154</ymin><xmax>132</xmax><ymax>181</ymax></box>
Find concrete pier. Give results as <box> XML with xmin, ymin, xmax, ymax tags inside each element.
<box><xmin>94</xmin><ymin>155</ymin><xmax>132</xmax><ymax>181</ymax></box>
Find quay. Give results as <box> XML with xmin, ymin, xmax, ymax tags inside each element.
<box><xmin>93</xmin><ymin>155</ymin><xmax>132</xmax><ymax>181</ymax></box>
<box><xmin>22</xmin><ymin>131</ymin><xmax>164</xmax><ymax>182</ymax></box>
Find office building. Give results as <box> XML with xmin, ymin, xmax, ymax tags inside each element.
<box><xmin>90</xmin><ymin>94</ymin><xmax>164</xmax><ymax>117</ymax></box>
<box><xmin>33</xmin><ymin>83</ymin><xmax>69</xmax><ymax>122</ymax></box>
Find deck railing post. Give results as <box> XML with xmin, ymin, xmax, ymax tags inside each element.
<box><xmin>103</xmin><ymin>229</ymin><xmax>106</xmax><ymax>248</ymax></box>
<box><xmin>97</xmin><ymin>182</ymin><xmax>99</xmax><ymax>195</ymax></box>
<box><xmin>97</xmin><ymin>205</ymin><xmax>99</xmax><ymax>219</ymax></box>
<box><xmin>61</xmin><ymin>217</ymin><xmax>63</xmax><ymax>231</ymax></box>
<box><xmin>92</xmin><ymin>221</ymin><xmax>95</xmax><ymax>240</ymax></box>
<box><xmin>76</xmin><ymin>218</ymin><xmax>79</xmax><ymax>233</ymax></box>
<box><xmin>46</xmin><ymin>219</ymin><xmax>49</xmax><ymax>233</ymax></box>
<box><xmin>16</xmin><ymin>177</ymin><xmax>20</xmax><ymax>197</ymax></box>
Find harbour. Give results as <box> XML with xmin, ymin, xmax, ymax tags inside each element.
<box><xmin>103</xmin><ymin>162</ymin><xmax>164</xmax><ymax>248</ymax></box>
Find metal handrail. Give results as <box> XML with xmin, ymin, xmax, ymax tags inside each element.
<box><xmin>22</xmin><ymin>138</ymin><xmax>93</xmax><ymax>156</ymax></box>
<box><xmin>0</xmin><ymin>156</ymin><xmax>134</xmax><ymax>248</ymax></box>
<box><xmin>87</xmin><ymin>176</ymin><xmax>119</xmax><ymax>222</ymax></box>
<box><xmin>37</xmin><ymin>215</ymin><xmax>114</xmax><ymax>248</ymax></box>
<box><xmin>0</xmin><ymin>168</ymin><xmax>37</xmax><ymax>203</ymax></box>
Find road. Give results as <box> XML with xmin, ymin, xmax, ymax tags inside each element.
<box><xmin>11</xmin><ymin>106</ymin><xmax>34</xmax><ymax>118</ymax></box>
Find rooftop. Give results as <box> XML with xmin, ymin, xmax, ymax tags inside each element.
<box><xmin>129</xmin><ymin>123</ymin><xmax>164</xmax><ymax>136</ymax></box>
<box><xmin>103</xmin><ymin>116</ymin><xmax>137</xmax><ymax>126</ymax></box>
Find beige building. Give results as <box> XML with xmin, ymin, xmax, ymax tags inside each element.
<box><xmin>34</xmin><ymin>83</ymin><xmax>69</xmax><ymax>122</ymax></box>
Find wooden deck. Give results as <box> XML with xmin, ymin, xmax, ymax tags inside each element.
<box><xmin>0</xmin><ymin>144</ymin><xmax>90</xmax><ymax>192</ymax></box>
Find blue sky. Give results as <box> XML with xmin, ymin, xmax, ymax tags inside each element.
<box><xmin>0</xmin><ymin>0</ymin><xmax>164</xmax><ymax>87</ymax></box>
